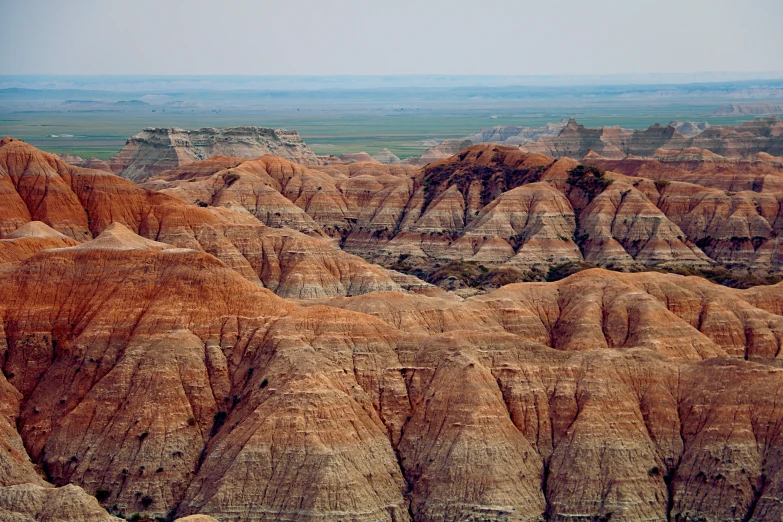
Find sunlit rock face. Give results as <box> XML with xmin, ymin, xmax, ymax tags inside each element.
<box><xmin>3</xmin><ymin>138</ymin><xmax>783</xmax><ymax>521</ymax></box>
<box><xmin>109</xmin><ymin>126</ymin><xmax>321</xmax><ymax>182</ymax></box>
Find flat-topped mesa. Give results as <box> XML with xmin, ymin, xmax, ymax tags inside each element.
<box><xmin>710</xmin><ymin>103</ymin><xmax>783</xmax><ymax>116</ymax></box>
<box><xmin>108</xmin><ymin>126</ymin><xmax>321</xmax><ymax>181</ymax></box>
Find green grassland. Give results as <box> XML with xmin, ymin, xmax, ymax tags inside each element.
<box><xmin>0</xmin><ymin>108</ymin><xmax>759</xmax><ymax>161</ymax></box>
<box><xmin>0</xmin><ymin>80</ymin><xmax>769</xmax><ymax>160</ymax></box>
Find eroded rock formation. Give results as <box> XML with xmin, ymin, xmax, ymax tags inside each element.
<box><xmin>131</xmin><ymin>140</ymin><xmax>783</xmax><ymax>289</ymax></box>
<box><xmin>0</xmin><ymin>138</ymin><xmax>401</xmax><ymax>299</ymax></box>
<box><xmin>109</xmin><ymin>127</ymin><xmax>321</xmax><ymax>182</ymax></box>
<box><xmin>2</xmin><ymin>222</ymin><xmax>783</xmax><ymax>520</ymax></box>
<box><xmin>522</xmin><ymin>117</ymin><xmax>783</xmax><ymax>160</ymax></box>
<box><xmin>4</xmin><ymin>138</ymin><xmax>783</xmax><ymax>521</ymax></box>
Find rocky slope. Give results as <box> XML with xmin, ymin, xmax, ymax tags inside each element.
<box><xmin>521</xmin><ymin>118</ymin><xmax>690</xmax><ymax>159</ymax></box>
<box><xmin>0</xmin><ymin>222</ymin><xmax>79</xmax><ymax>267</ymax></box>
<box><xmin>1</xmin><ymin>222</ymin><xmax>783</xmax><ymax>520</ymax></box>
<box><xmin>583</xmin><ymin>150</ymin><xmax>783</xmax><ymax>192</ymax></box>
<box><xmin>393</xmin><ymin>145</ymin><xmax>783</xmax><ymax>283</ymax></box>
<box><xmin>134</xmin><ymin>142</ymin><xmax>783</xmax><ymax>290</ymax></box>
<box><xmin>0</xmin><ymin>484</ymin><xmax>120</xmax><ymax>521</ymax></box>
<box><xmin>406</xmin><ymin>118</ymin><xmax>777</xmax><ymax>168</ymax></box>
<box><xmin>3</xmin><ymin>139</ymin><xmax>783</xmax><ymax>520</ymax></box>
<box><xmin>0</xmin><ymin>137</ymin><xmax>400</xmax><ymax>299</ymax></box>
<box><xmin>108</xmin><ymin>127</ymin><xmax>321</xmax><ymax>182</ymax></box>
<box><xmin>690</xmin><ymin>117</ymin><xmax>783</xmax><ymax>157</ymax></box>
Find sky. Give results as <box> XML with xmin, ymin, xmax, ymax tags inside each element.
<box><xmin>1</xmin><ymin>0</ymin><xmax>782</xmax><ymax>77</ymax></box>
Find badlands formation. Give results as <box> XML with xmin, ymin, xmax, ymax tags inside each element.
<box><xmin>399</xmin><ymin>116</ymin><xmax>778</xmax><ymax>166</ymax></box>
<box><xmin>521</xmin><ymin>116</ymin><xmax>783</xmax><ymax>159</ymax></box>
<box><xmin>143</xmin><ymin>138</ymin><xmax>783</xmax><ymax>290</ymax></box>
<box><xmin>107</xmin><ymin>127</ymin><xmax>320</xmax><ymax>182</ymax></box>
<box><xmin>2</xmin><ymin>124</ymin><xmax>783</xmax><ymax>522</ymax></box>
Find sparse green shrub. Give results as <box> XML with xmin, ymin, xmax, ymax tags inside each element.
<box><xmin>210</xmin><ymin>411</ymin><xmax>227</xmax><ymax>437</ymax></box>
<box><xmin>546</xmin><ymin>261</ymin><xmax>595</xmax><ymax>282</ymax></box>
<box><xmin>567</xmin><ymin>164</ymin><xmax>613</xmax><ymax>202</ymax></box>
<box><xmin>222</xmin><ymin>171</ymin><xmax>240</xmax><ymax>186</ymax></box>
<box><xmin>420</xmin><ymin>160</ymin><xmax>546</xmax><ymax>212</ymax></box>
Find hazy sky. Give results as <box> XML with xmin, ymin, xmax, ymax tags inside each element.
<box><xmin>2</xmin><ymin>0</ymin><xmax>782</xmax><ymax>77</ymax></box>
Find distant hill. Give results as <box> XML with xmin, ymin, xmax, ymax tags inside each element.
<box><xmin>522</xmin><ymin>117</ymin><xmax>783</xmax><ymax>159</ymax></box>
<box><xmin>710</xmin><ymin>103</ymin><xmax>783</xmax><ymax>116</ymax></box>
<box><xmin>462</xmin><ymin>120</ymin><xmax>567</xmax><ymax>145</ymax></box>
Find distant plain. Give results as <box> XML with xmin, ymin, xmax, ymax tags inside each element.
<box><xmin>1</xmin><ymin>75</ymin><xmax>781</xmax><ymax>159</ymax></box>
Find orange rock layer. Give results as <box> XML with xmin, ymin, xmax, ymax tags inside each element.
<box><xmin>3</xmin><ymin>139</ymin><xmax>783</xmax><ymax>521</ymax></box>
<box><xmin>142</xmin><ymin>142</ymin><xmax>783</xmax><ymax>280</ymax></box>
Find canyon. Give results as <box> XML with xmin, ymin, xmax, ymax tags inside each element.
<box><xmin>3</xmin><ymin>123</ymin><xmax>783</xmax><ymax>522</ymax></box>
